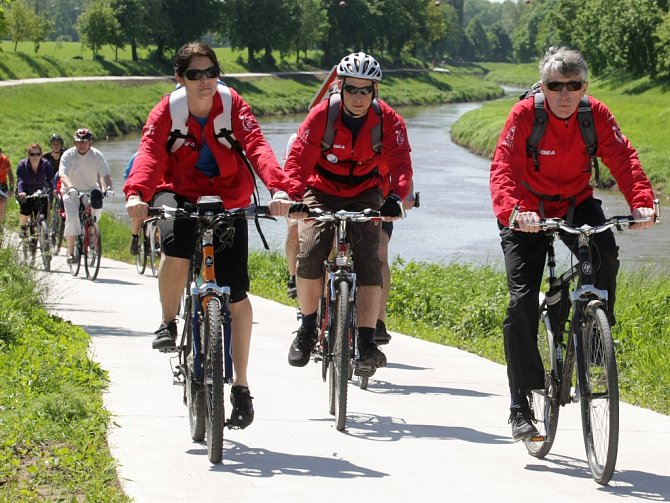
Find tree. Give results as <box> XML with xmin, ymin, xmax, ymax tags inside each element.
<box><xmin>110</xmin><ymin>0</ymin><xmax>143</xmax><ymax>61</ymax></box>
<box><xmin>655</xmin><ymin>11</ymin><xmax>670</xmax><ymax>78</ymax></box>
<box><xmin>292</xmin><ymin>0</ymin><xmax>328</xmax><ymax>64</ymax></box>
<box><xmin>76</xmin><ymin>0</ymin><xmax>121</xmax><ymax>58</ymax></box>
<box><xmin>6</xmin><ymin>0</ymin><xmax>33</xmax><ymax>51</ymax></box>
<box><xmin>465</xmin><ymin>15</ymin><xmax>489</xmax><ymax>61</ymax></box>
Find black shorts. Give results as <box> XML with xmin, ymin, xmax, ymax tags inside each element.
<box><xmin>19</xmin><ymin>194</ymin><xmax>48</xmax><ymax>218</ymax></box>
<box><xmin>381</xmin><ymin>220</ymin><xmax>393</xmax><ymax>238</ymax></box>
<box><xmin>152</xmin><ymin>192</ymin><xmax>250</xmax><ymax>303</ymax></box>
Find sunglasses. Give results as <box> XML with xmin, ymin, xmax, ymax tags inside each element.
<box><xmin>544</xmin><ymin>80</ymin><xmax>584</xmax><ymax>92</ymax></box>
<box><xmin>183</xmin><ymin>66</ymin><xmax>220</xmax><ymax>81</ymax></box>
<box><xmin>29</xmin><ymin>152</ymin><xmax>42</xmax><ymax>157</ymax></box>
<box><xmin>343</xmin><ymin>83</ymin><xmax>375</xmax><ymax>95</ymax></box>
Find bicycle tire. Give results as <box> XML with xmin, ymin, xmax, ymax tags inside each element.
<box><xmin>37</xmin><ymin>218</ymin><xmax>51</xmax><ymax>271</ymax></box>
<box><xmin>525</xmin><ymin>308</ymin><xmax>561</xmax><ymax>458</ymax></box>
<box><xmin>135</xmin><ymin>234</ymin><xmax>147</xmax><ymax>274</ymax></box>
<box><xmin>149</xmin><ymin>223</ymin><xmax>161</xmax><ymax>278</ymax></box>
<box><xmin>204</xmin><ymin>297</ymin><xmax>225</xmax><ymax>463</ymax></box>
<box><xmin>182</xmin><ymin>295</ymin><xmax>206</xmax><ymax>441</ymax></box>
<box><xmin>69</xmin><ymin>239</ymin><xmax>82</xmax><ymax>276</ymax></box>
<box><xmin>328</xmin><ymin>280</ymin><xmax>350</xmax><ymax>431</ymax></box>
<box><xmin>580</xmin><ymin>306</ymin><xmax>619</xmax><ymax>485</ymax></box>
<box><xmin>50</xmin><ymin>203</ymin><xmax>64</xmax><ymax>255</ymax></box>
<box><xmin>84</xmin><ymin>222</ymin><xmax>102</xmax><ymax>280</ymax></box>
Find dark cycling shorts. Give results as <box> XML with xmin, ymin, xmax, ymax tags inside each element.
<box><xmin>381</xmin><ymin>221</ymin><xmax>393</xmax><ymax>239</ymax></box>
<box><xmin>152</xmin><ymin>192</ymin><xmax>250</xmax><ymax>303</ymax></box>
<box><xmin>19</xmin><ymin>194</ymin><xmax>48</xmax><ymax>218</ymax></box>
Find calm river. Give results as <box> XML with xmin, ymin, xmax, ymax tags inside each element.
<box><xmin>100</xmin><ymin>101</ymin><xmax>668</xmax><ymax>267</ymax></box>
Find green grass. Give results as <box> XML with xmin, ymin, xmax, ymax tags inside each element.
<box><xmin>0</xmin><ymin>246</ymin><xmax>129</xmax><ymax>501</ymax></box>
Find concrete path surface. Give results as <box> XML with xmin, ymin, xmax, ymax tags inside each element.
<box><xmin>43</xmin><ymin>253</ymin><xmax>670</xmax><ymax>502</ymax></box>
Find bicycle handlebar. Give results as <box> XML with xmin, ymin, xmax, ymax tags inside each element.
<box><xmin>301</xmin><ymin>207</ymin><xmax>383</xmax><ymax>223</ymax></box>
<box><xmin>22</xmin><ymin>189</ymin><xmax>51</xmax><ymax>199</ymax></box>
<box><xmin>531</xmin><ymin>215</ymin><xmax>649</xmax><ymax>235</ymax></box>
<box><xmin>146</xmin><ymin>204</ymin><xmax>274</xmax><ymax>222</ymax></box>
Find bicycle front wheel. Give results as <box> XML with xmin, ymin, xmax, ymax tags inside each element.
<box><xmin>149</xmin><ymin>223</ymin><xmax>161</xmax><ymax>278</ymax></box>
<box><xmin>37</xmin><ymin>219</ymin><xmax>51</xmax><ymax>271</ymax></box>
<box><xmin>50</xmin><ymin>205</ymin><xmax>64</xmax><ymax>255</ymax></box>
<box><xmin>84</xmin><ymin>222</ymin><xmax>102</xmax><ymax>280</ymax></box>
<box><xmin>135</xmin><ymin>234</ymin><xmax>147</xmax><ymax>274</ymax></box>
<box><xmin>182</xmin><ymin>295</ymin><xmax>206</xmax><ymax>441</ymax></box>
<box><xmin>580</xmin><ymin>307</ymin><xmax>619</xmax><ymax>485</ymax></box>
<box><xmin>204</xmin><ymin>297</ymin><xmax>225</xmax><ymax>463</ymax></box>
<box><xmin>328</xmin><ymin>280</ymin><xmax>350</xmax><ymax>432</ymax></box>
<box><xmin>69</xmin><ymin>239</ymin><xmax>82</xmax><ymax>276</ymax></box>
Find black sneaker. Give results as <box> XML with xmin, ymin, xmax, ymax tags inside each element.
<box><xmin>66</xmin><ymin>254</ymin><xmax>77</xmax><ymax>265</ymax></box>
<box><xmin>509</xmin><ymin>407</ymin><xmax>540</xmax><ymax>442</ymax></box>
<box><xmin>373</xmin><ymin>319</ymin><xmax>392</xmax><ymax>345</ymax></box>
<box><xmin>288</xmin><ymin>325</ymin><xmax>318</xmax><ymax>367</ymax></box>
<box><xmin>129</xmin><ymin>235</ymin><xmax>139</xmax><ymax>255</ymax></box>
<box><xmin>228</xmin><ymin>385</ymin><xmax>254</xmax><ymax>429</ymax></box>
<box><xmin>152</xmin><ymin>321</ymin><xmax>178</xmax><ymax>351</ymax></box>
<box><xmin>286</xmin><ymin>275</ymin><xmax>297</xmax><ymax>299</ymax></box>
<box><xmin>358</xmin><ymin>339</ymin><xmax>387</xmax><ymax>368</ymax></box>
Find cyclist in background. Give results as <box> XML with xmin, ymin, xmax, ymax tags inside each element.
<box><xmin>15</xmin><ymin>143</ymin><xmax>55</xmax><ymax>237</ymax></box>
<box><xmin>490</xmin><ymin>46</ymin><xmax>656</xmax><ymax>442</ymax></box>
<box><xmin>0</xmin><ymin>147</ymin><xmax>14</xmax><ymax>226</ymax></box>
<box><xmin>59</xmin><ymin>128</ymin><xmax>114</xmax><ymax>265</ymax></box>
<box><xmin>44</xmin><ymin>133</ymin><xmax>66</xmax><ymax>174</ymax></box>
<box><xmin>124</xmin><ymin>151</ymin><xmax>143</xmax><ymax>255</ymax></box>
<box><xmin>124</xmin><ymin>41</ymin><xmax>291</xmax><ymax>429</ymax></box>
<box><xmin>284</xmin><ymin>52</ymin><xmax>413</xmax><ymax>372</ymax></box>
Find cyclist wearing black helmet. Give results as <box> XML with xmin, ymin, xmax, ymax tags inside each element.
<box><xmin>44</xmin><ymin>133</ymin><xmax>66</xmax><ymax>174</ymax></box>
<box><xmin>59</xmin><ymin>128</ymin><xmax>114</xmax><ymax>264</ymax></box>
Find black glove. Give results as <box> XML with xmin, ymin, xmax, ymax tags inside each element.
<box><xmin>288</xmin><ymin>202</ymin><xmax>310</xmax><ymax>216</ymax></box>
<box><xmin>379</xmin><ymin>194</ymin><xmax>403</xmax><ymax>218</ymax></box>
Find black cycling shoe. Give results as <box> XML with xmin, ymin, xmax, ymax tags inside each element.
<box><xmin>152</xmin><ymin>321</ymin><xmax>178</xmax><ymax>351</ymax></box>
<box><xmin>286</xmin><ymin>275</ymin><xmax>297</xmax><ymax>299</ymax></box>
<box><xmin>129</xmin><ymin>235</ymin><xmax>139</xmax><ymax>255</ymax></box>
<box><xmin>288</xmin><ymin>325</ymin><xmax>318</xmax><ymax>367</ymax></box>
<box><xmin>358</xmin><ymin>339</ymin><xmax>387</xmax><ymax>368</ymax></box>
<box><xmin>373</xmin><ymin>319</ymin><xmax>392</xmax><ymax>345</ymax></box>
<box><xmin>509</xmin><ymin>407</ymin><xmax>540</xmax><ymax>442</ymax></box>
<box><xmin>228</xmin><ymin>385</ymin><xmax>255</xmax><ymax>429</ymax></box>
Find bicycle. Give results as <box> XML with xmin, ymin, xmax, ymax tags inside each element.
<box><xmin>18</xmin><ymin>190</ymin><xmax>52</xmax><ymax>271</ymax></box>
<box><xmin>520</xmin><ymin>204</ymin><xmax>660</xmax><ymax>485</ymax></box>
<box><xmin>50</xmin><ymin>190</ymin><xmax>66</xmax><ymax>255</ymax></box>
<box><xmin>135</xmin><ymin>218</ymin><xmax>161</xmax><ymax>277</ymax></box>
<box><xmin>302</xmin><ymin>208</ymin><xmax>384</xmax><ymax>431</ymax></box>
<box><xmin>67</xmin><ymin>189</ymin><xmax>104</xmax><ymax>281</ymax></box>
<box><xmin>147</xmin><ymin>197</ymin><xmax>273</xmax><ymax>464</ymax></box>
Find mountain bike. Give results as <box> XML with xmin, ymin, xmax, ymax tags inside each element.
<box><xmin>67</xmin><ymin>189</ymin><xmax>104</xmax><ymax>281</ymax></box>
<box><xmin>135</xmin><ymin>218</ymin><xmax>161</xmax><ymax>277</ymax></box>
<box><xmin>19</xmin><ymin>190</ymin><xmax>52</xmax><ymax>271</ymax></box>
<box><xmin>147</xmin><ymin>197</ymin><xmax>273</xmax><ymax>464</ymax></box>
<box><xmin>50</xmin><ymin>190</ymin><xmax>66</xmax><ymax>255</ymax></box>
<box><xmin>522</xmin><ymin>205</ymin><xmax>659</xmax><ymax>485</ymax></box>
<box><xmin>304</xmin><ymin>208</ymin><xmax>383</xmax><ymax>431</ymax></box>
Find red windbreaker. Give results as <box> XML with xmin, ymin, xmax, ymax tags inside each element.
<box><xmin>124</xmin><ymin>87</ymin><xmax>286</xmax><ymax>208</ymax></box>
<box><xmin>284</xmin><ymin>97</ymin><xmax>413</xmax><ymax>200</ymax></box>
<box><xmin>490</xmin><ymin>95</ymin><xmax>654</xmax><ymax>226</ymax></box>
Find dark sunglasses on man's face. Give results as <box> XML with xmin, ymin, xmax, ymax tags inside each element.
<box><xmin>544</xmin><ymin>80</ymin><xmax>584</xmax><ymax>92</ymax></box>
<box><xmin>183</xmin><ymin>66</ymin><xmax>220</xmax><ymax>81</ymax></box>
<box><xmin>343</xmin><ymin>83</ymin><xmax>375</xmax><ymax>95</ymax></box>
<box><xmin>29</xmin><ymin>152</ymin><xmax>41</xmax><ymax>157</ymax></box>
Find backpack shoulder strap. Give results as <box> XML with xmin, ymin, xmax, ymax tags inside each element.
<box><xmin>321</xmin><ymin>94</ymin><xmax>383</xmax><ymax>153</ymax></box>
<box><xmin>167</xmin><ymin>87</ymin><xmax>190</xmax><ymax>152</ymax></box>
<box><xmin>526</xmin><ymin>92</ymin><xmax>547</xmax><ymax>171</ymax></box>
<box><xmin>212</xmin><ymin>82</ymin><xmax>237</xmax><ymax>149</ymax></box>
<box><xmin>576</xmin><ymin>95</ymin><xmax>602</xmax><ymax>185</ymax></box>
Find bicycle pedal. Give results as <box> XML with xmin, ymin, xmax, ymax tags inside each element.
<box><xmin>528</xmin><ymin>434</ymin><xmax>546</xmax><ymax>442</ymax></box>
<box><xmin>354</xmin><ymin>364</ymin><xmax>376</xmax><ymax>378</ymax></box>
<box><xmin>172</xmin><ymin>377</ymin><xmax>184</xmax><ymax>386</ymax></box>
<box><xmin>158</xmin><ymin>346</ymin><xmax>179</xmax><ymax>354</ymax></box>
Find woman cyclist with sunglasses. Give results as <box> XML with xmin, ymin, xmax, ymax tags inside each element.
<box><xmin>124</xmin><ymin>41</ymin><xmax>291</xmax><ymax>430</ymax></box>
<box><xmin>16</xmin><ymin>144</ymin><xmax>56</xmax><ymax>237</ymax></box>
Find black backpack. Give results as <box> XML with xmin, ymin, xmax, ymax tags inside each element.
<box><xmin>321</xmin><ymin>91</ymin><xmax>382</xmax><ymax>153</ymax></box>
<box><xmin>520</xmin><ymin>82</ymin><xmax>601</xmax><ymax>187</ymax></box>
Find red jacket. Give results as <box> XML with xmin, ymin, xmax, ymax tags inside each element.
<box><xmin>490</xmin><ymin>95</ymin><xmax>655</xmax><ymax>226</ymax></box>
<box><xmin>124</xmin><ymin>87</ymin><xmax>286</xmax><ymax>208</ymax></box>
<box><xmin>284</xmin><ymin>97</ymin><xmax>413</xmax><ymax>200</ymax></box>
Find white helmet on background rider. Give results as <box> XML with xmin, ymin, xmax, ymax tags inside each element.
<box><xmin>336</xmin><ymin>52</ymin><xmax>382</xmax><ymax>82</ymax></box>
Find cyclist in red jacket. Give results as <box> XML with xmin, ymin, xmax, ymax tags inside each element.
<box><xmin>284</xmin><ymin>52</ymin><xmax>413</xmax><ymax>372</ymax></box>
<box><xmin>490</xmin><ymin>46</ymin><xmax>656</xmax><ymax>442</ymax></box>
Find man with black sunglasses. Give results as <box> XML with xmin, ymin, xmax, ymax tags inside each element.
<box><xmin>490</xmin><ymin>46</ymin><xmax>656</xmax><ymax>442</ymax></box>
<box><xmin>283</xmin><ymin>52</ymin><xmax>413</xmax><ymax>373</ymax></box>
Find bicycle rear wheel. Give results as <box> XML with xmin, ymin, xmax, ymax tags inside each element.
<box><xmin>525</xmin><ymin>308</ymin><xmax>561</xmax><ymax>458</ymax></box>
<box><xmin>38</xmin><ymin>218</ymin><xmax>51</xmax><ymax>271</ymax></box>
<box><xmin>328</xmin><ymin>280</ymin><xmax>350</xmax><ymax>431</ymax></box>
<box><xmin>149</xmin><ymin>223</ymin><xmax>161</xmax><ymax>278</ymax></box>
<box><xmin>135</xmin><ymin>233</ymin><xmax>147</xmax><ymax>274</ymax></box>
<box><xmin>204</xmin><ymin>297</ymin><xmax>225</xmax><ymax>463</ymax></box>
<box><xmin>84</xmin><ymin>222</ymin><xmax>102</xmax><ymax>280</ymax></box>
<box><xmin>580</xmin><ymin>307</ymin><xmax>619</xmax><ymax>485</ymax></box>
<box><xmin>182</xmin><ymin>295</ymin><xmax>206</xmax><ymax>441</ymax></box>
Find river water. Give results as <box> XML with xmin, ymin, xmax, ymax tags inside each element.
<box><xmin>100</xmin><ymin>102</ymin><xmax>668</xmax><ymax>267</ymax></box>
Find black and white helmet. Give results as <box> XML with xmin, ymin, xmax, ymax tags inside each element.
<box><xmin>337</xmin><ymin>52</ymin><xmax>382</xmax><ymax>82</ymax></box>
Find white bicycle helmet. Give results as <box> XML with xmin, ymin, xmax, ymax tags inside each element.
<box><xmin>336</xmin><ymin>52</ymin><xmax>382</xmax><ymax>82</ymax></box>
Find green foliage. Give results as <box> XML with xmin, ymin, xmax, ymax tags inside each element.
<box><xmin>0</xmin><ymin>249</ymin><xmax>128</xmax><ymax>500</ymax></box>
<box><xmin>76</xmin><ymin>0</ymin><xmax>122</xmax><ymax>57</ymax></box>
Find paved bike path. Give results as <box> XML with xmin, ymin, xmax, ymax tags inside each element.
<box><xmin>44</xmin><ymin>253</ymin><xmax>670</xmax><ymax>502</ymax></box>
